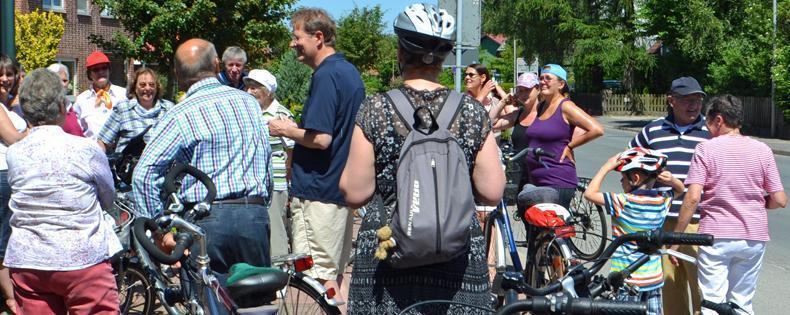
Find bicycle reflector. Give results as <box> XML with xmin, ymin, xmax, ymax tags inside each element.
<box><xmin>326</xmin><ymin>287</ymin><xmax>336</xmax><ymax>299</ymax></box>
<box><xmin>294</xmin><ymin>255</ymin><xmax>315</xmax><ymax>273</ymax></box>
<box><xmin>524</xmin><ymin>203</ymin><xmax>572</xmax><ymax>228</ymax></box>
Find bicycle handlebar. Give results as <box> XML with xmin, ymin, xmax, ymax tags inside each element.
<box><xmin>702</xmin><ymin>300</ymin><xmax>741</xmax><ymax>315</ymax></box>
<box><xmin>133</xmin><ymin>217</ymin><xmax>193</xmax><ymax>265</ymax></box>
<box><xmin>163</xmin><ymin>163</ymin><xmax>217</xmax><ymax>204</ymax></box>
<box><xmin>508</xmin><ymin>147</ymin><xmax>556</xmax><ymax>163</ymax></box>
<box><xmin>496</xmin><ymin>296</ymin><xmax>646</xmax><ymax>315</ymax></box>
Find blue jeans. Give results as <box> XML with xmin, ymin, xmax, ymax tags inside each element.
<box><xmin>0</xmin><ymin>170</ymin><xmax>11</xmax><ymax>259</ymax></box>
<box><xmin>189</xmin><ymin>202</ymin><xmax>271</xmax><ymax>283</ymax></box>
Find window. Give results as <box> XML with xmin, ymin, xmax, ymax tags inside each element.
<box><xmin>100</xmin><ymin>5</ymin><xmax>114</xmax><ymax>18</ymax></box>
<box><xmin>77</xmin><ymin>0</ymin><xmax>90</xmax><ymax>15</ymax></box>
<box><xmin>42</xmin><ymin>0</ymin><xmax>64</xmax><ymax>11</ymax></box>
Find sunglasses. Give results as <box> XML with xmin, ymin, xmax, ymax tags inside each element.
<box><xmin>464</xmin><ymin>72</ymin><xmax>478</xmax><ymax>78</ymax></box>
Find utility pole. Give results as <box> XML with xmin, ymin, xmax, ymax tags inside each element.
<box><xmin>771</xmin><ymin>0</ymin><xmax>777</xmax><ymax>137</ymax></box>
<box><xmin>513</xmin><ymin>38</ymin><xmax>517</xmax><ymax>86</ymax></box>
<box><xmin>454</xmin><ymin>0</ymin><xmax>463</xmax><ymax>92</ymax></box>
<box><xmin>0</xmin><ymin>0</ymin><xmax>15</xmax><ymax>59</ymax></box>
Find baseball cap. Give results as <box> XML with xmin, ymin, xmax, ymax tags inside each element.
<box><xmin>86</xmin><ymin>51</ymin><xmax>110</xmax><ymax>68</ymax></box>
<box><xmin>517</xmin><ymin>72</ymin><xmax>539</xmax><ymax>89</ymax></box>
<box><xmin>541</xmin><ymin>64</ymin><xmax>567</xmax><ymax>81</ymax></box>
<box><xmin>670</xmin><ymin>76</ymin><xmax>706</xmax><ymax>96</ymax></box>
<box><xmin>243</xmin><ymin>69</ymin><xmax>277</xmax><ymax>93</ymax></box>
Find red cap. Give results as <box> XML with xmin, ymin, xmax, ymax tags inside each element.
<box><xmin>86</xmin><ymin>51</ymin><xmax>110</xmax><ymax>68</ymax></box>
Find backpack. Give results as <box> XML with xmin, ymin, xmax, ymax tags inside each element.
<box><xmin>383</xmin><ymin>89</ymin><xmax>477</xmax><ymax>269</ymax></box>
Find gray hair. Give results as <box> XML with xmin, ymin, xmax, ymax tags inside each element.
<box><xmin>221</xmin><ymin>46</ymin><xmax>247</xmax><ymax>65</ymax></box>
<box><xmin>175</xmin><ymin>42</ymin><xmax>219</xmax><ymax>85</ymax></box>
<box><xmin>19</xmin><ymin>69</ymin><xmax>65</xmax><ymax>126</ymax></box>
<box><xmin>46</xmin><ymin>63</ymin><xmax>69</xmax><ymax>77</ymax></box>
<box><xmin>706</xmin><ymin>94</ymin><xmax>743</xmax><ymax>129</ymax></box>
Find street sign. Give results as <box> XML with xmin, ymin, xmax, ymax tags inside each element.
<box><xmin>516</xmin><ymin>58</ymin><xmax>528</xmax><ymax>74</ymax></box>
<box><xmin>439</xmin><ymin>0</ymin><xmax>481</xmax><ymax>47</ymax></box>
<box><xmin>442</xmin><ymin>48</ymin><xmax>479</xmax><ymax>68</ymax></box>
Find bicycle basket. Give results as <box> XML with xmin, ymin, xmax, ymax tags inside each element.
<box><xmin>524</xmin><ymin>203</ymin><xmax>572</xmax><ymax>228</ymax></box>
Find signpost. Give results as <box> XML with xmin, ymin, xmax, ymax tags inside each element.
<box><xmin>0</xmin><ymin>0</ymin><xmax>15</xmax><ymax>59</ymax></box>
<box><xmin>439</xmin><ymin>0</ymin><xmax>481</xmax><ymax>91</ymax></box>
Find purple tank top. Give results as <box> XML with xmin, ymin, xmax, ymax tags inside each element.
<box><xmin>525</xmin><ymin>99</ymin><xmax>578</xmax><ymax>188</ymax></box>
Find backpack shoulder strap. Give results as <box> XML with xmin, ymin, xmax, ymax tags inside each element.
<box><xmin>386</xmin><ymin>89</ymin><xmax>415</xmax><ymax>132</ymax></box>
<box><xmin>436</xmin><ymin>90</ymin><xmax>463</xmax><ymax>130</ymax></box>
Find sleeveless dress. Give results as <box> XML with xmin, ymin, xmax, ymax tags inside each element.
<box><xmin>525</xmin><ymin>99</ymin><xmax>578</xmax><ymax>189</ymax></box>
<box><xmin>349</xmin><ymin>86</ymin><xmax>493</xmax><ymax>314</ymax></box>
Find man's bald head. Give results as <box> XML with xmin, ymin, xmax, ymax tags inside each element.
<box><xmin>175</xmin><ymin>38</ymin><xmax>220</xmax><ymax>90</ymax></box>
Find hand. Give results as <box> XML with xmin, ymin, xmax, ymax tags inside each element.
<box><xmin>605</xmin><ymin>154</ymin><xmax>621</xmax><ymax>170</ymax></box>
<box><xmin>560</xmin><ymin>145</ymin><xmax>576</xmax><ymax>163</ymax></box>
<box><xmin>155</xmin><ymin>232</ymin><xmax>187</xmax><ymax>267</ymax></box>
<box><xmin>657</xmin><ymin>170</ymin><xmax>673</xmax><ymax>184</ymax></box>
<box><xmin>481</xmin><ymin>80</ymin><xmax>496</xmax><ymax>95</ymax></box>
<box><xmin>268</xmin><ymin>118</ymin><xmax>296</xmax><ymax>137</ymax></box>
<box><xmin>668</xmin><ymin>245</ymin><xmax>681</xmax><ymax>266</ymax></box>
<box><xmin>5</xmin><ymin>298</ymin><xmax>16</xmax><ymax>314</ymax></box>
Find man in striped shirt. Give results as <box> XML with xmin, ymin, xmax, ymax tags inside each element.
<box><xmin>628</xmin><ymin>76</ymin><xmax>710</xmax><ymax>315</ymax></box>
<box><xmin>133</xmin><ymin>39</ymin><xmax>273</xmax><ymax>279</ymax></box>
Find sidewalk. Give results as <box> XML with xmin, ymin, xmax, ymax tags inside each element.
<box><xmin>598</xmin><ymin>115</ymin><xmax>790</xmax><ymax>157</ymax></box>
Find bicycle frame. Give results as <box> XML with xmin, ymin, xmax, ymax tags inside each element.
<box><xmin>490</xmin><ymin>199</ymin><xmax>523</xmax><ymax>272</ymax></box>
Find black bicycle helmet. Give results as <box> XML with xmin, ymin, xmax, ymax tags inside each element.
<box><xmin>394</xmin><ymin>3</ymin><xmax>456</xmax><ymax>64</ymax></box>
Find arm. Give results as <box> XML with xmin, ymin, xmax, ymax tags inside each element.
<box><xmin>584</xmin><ymin>155</ymin><xmax>619</xmax><ymax>206</ymax></box>
<box><xmin>766</xmin><ymin>191</ymin><xmax>788</xmax><ymax>209</ymax></box>
<box><xmin>97</xmin><ymin>141</ymin><xmax>108</xmax><ymax>152</ymax></box>
<box><xmin>131</xmin><ymin>119</ymin><xmax>186</xmax><ymax>218</ymax></box>
<box><xmin>561</xmin><ymin>101</ymin><xmax>605</xmax><ymax>162</ymax></box>
<box><xmin>658</xmin><ymin>170</ymin><xmax>685</xmax><ymax>195</ymax></box>
<box><xmin>283</xmin><ymin>126</ymin><xmax>332</xmax><ymax>150</ymax></box>
<box><xmin>90</xmin><ymin>146</ymin><xmax>116</xmax><ymax>210</ymax></box>
<box><xmin>96</xmin><ymin>108</ymin><xmax>123</xmax><ymax>152</ymax></box>
<box><xmin>472</xmin><ymin>133</ymin><xmax>506</xmax><ymax>205</ymax></box>
<box><xmin>339</xmin><ymin>126</ymin><xmax>376</xmax><ymax>208</ymax></box>
<box><xmin>674</xmin><ymin>184</ymin><xmax>702</xmax><ymax>233</ymax></box>
<box><xmin>0</xmin><ymin>108</ymin><xmax>24</xmax><ymax>145</ymax></box>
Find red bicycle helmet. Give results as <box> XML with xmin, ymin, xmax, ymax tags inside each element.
<box><xmin>616</xmin><ymin>147</ymin><xmax>668</xmax><ymax>174</ymax></box>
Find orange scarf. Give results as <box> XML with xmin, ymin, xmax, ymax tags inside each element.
<box><xmin>95</xmin><ymin>88</ymin><xmax>113</xmax><ymax>109</ymax></box>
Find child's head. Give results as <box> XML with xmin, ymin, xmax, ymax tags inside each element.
<box><xmin>615</xmin><ymin>147</ymin><xmax>668</xmax><ymax>192</ymax></box>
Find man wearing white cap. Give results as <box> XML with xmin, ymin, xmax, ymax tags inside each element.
<box><xmin>244</xmin><ymin>69</ymin><xmax>295</xmax><ymax>258</ymax></box>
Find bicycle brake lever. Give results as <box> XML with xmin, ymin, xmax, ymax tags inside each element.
<box><xmin>661</xmin><ymin>248</ymin><xmax>697</xmax><ymax>264</ymax></box>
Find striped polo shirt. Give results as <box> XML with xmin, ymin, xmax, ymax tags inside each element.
<box><xmin>685</xmin><ymin>135</ymin><xmax>784</xmax><ymax>241</ymax></box>
<box><xmin>604</xmin><ymin>190</ymin><xmax>674</xmax><ymax>291</ymax></box>
<box><xmin>628</xmin><ymin>114</ymin><xmax>710</xmax><ymax>218</ymax></box>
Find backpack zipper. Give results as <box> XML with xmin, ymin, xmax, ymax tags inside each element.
<box><xmin>432</xmin><ymin>158</ymin><xmax>441</xmax><ymax>255</ymax></box>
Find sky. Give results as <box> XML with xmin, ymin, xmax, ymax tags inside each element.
<box><xmin>295</xmin><ymin>0</ymin><xmax>421</xmax><ymax>33</ymax></box>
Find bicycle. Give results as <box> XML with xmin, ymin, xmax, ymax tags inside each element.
<box><xmin>132</xmin><ymin>163</ymin><xmax>341</xmax><ymax>314</ymax></box>
<box><xmin>483</xmin><ymin>146</ymin><xmax>578</xmax><ymax>304</ymax></box>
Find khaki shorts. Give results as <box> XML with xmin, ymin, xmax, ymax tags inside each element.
<box><xmin>290</xmin><ymin>197</ymin><xmax>354</xmax><ymax>280</ymax></box>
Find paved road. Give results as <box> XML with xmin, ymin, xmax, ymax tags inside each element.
<box><xmin>577</xmin><ymin>127</ymin><xmax>790</xmax><ymax>314</ymax></box>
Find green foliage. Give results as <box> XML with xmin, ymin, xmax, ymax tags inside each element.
<box><xmin>775</xmin><ymin>1</ymin><xmax>790</xmax><ymax>118</ymax></box>
<box><xmin>271</xmin><ymin>50</ymin><xmax>311</xmax><ymax>121</ymax></box>
<box><xmin>14</xmin><ymin>9</ymin><xmax>64</xmax><ymax>71</ymax></box>
<box><xmin>90</xmin><ymin>0</ymin><xmax>295</xmax><ymax>97</ymax></box>
<box><xmin>336</xmin><ymin>5</ymin><xmax>386</xmax><ymax>72</ymax></box>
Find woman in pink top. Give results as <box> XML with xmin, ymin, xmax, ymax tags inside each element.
<box><xmin>673</xmin><ymin>95</ymin><xmax>787</xmax><ymax>315</ymax></box>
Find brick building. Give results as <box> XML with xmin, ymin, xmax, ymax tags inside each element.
<box><xmin>14</xmin><ymin>0</ymin><xmax>132</xmax><ymax>97</ymax></box>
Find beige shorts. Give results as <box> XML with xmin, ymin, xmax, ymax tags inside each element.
<box><xmin>289</xmin><ymin>197</ymin><xmax>354</xmax><ymax>280</ymax></box>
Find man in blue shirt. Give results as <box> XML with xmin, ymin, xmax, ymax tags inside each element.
<box><xmin>133</xmin><ymin>38</ymin><xmax>273</xmax><ymax>280</ymax></box>
<box><xmin>268</xmin><ymin>7</ymin><xmax>365</xmax><ymax>304</ymax></box>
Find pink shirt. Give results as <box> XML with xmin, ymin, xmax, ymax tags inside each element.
<box><xmin>685</xmin><ymin>135</ymin><xmax>784</xmax><ymax>241</ymax></box>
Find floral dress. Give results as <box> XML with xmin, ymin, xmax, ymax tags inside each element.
<box><xmin>348</xmin><ymin>85</ymin><xmax>493</xmax><ymax>314</ymax></box>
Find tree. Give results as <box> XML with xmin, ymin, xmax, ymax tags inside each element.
<box><xmin>14</xmin><ymin>9</ymin><xmax>64</xmax><ymax>71</ymax></box>
<box><xmin>336</xmin><ymin>5</ymin><xmax>386</xmax><ymax>73</ymax></box>
<box><xmin>90</xmin><ymin>0</ymin><xmax>295</xmax><ymax>97</ymax></box>
<box><xmin>271</xmin><ymin>50</ymin><xmax>311</xmax><ymax>121</ymax></box>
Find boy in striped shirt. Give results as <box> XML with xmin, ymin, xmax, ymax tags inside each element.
<box><xmin>585</xmin><ymin>147</ymin><xmax>685</xmax><ymax>315</ymax></box>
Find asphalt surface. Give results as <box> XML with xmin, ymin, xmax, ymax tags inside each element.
<box><xmin>582</xmin><ymin>123</ymin><xmax>790</xmax><ymax>314</ymax></box>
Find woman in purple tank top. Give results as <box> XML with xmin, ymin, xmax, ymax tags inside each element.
<box><xmin>525</xmin><ymin>64</ymin><xmax>604</xmax><ymax>208</ymax></box>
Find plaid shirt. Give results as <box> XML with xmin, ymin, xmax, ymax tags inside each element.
<box><xmin>97</xmin><ymin>98</ymin><xmax>174</xmax><ymax>153</ymax></box>
<box><xmin>132</xmin><ymin>78</ymin><xmax>272</xmax><ymax>218</ymax></box>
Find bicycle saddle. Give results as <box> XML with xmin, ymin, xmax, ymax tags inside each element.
<box><xmin>227</xmin><ymin>263</ymin><xmax>289</xmax><ymax>308</ymax></box>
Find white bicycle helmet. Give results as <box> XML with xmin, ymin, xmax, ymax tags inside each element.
<box><xmin>616</xmin><ymin>147</ymin><xmax>668</xmax><ymax>174</ymax></box>
<box><xmin>394</xmin><ymin>3</ymin><xmax>455</xmax><ymax>63</ymax></box>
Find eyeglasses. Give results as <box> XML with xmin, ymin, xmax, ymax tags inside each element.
<box><xmin>539</xmin><ymin>75</ymin><xmax>554</xmax><ymax>82</ymax></box>
<box><xmin>464</xmin><ymin>72</ymin><xmax>478</xmax><ymax>78</ymax></box>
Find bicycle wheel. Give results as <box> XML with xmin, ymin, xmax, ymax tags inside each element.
<box><xmin>276</xmin><ymin>274</ymin><xmax>341</xmax><ymax>315</ymax></box>
<box><xmin>568</xmin><ymin>177</ymin><xmax>608</xmax><ymax>260</ymax></box>
<box><xmin>526</xmin><ymin>234</ymin><xmax>568</xmax><ymax>289</ymax></box>
<box><xmin>115</xmin><ymin>264</ymin><xmax>154</xmax><ymax>315</ymax></box>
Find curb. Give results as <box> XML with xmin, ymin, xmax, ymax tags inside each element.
<box><xmin>607</xmin><ymin>125</ymin><xmax>790</xmax><ymax>157</ymax></box>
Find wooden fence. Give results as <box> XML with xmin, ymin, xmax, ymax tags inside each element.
<box><xmin>573</xmin><ymin>93</ymin><xmax>789</xmax><ymax>139</ymax></box>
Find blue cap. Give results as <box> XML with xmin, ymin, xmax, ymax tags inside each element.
<box><xmin>541</xmin><ymin>64</ymin><xmax>567</xmax><ymax>81</ymax></box>
<box><xmin>670</xmin><ymin>76</ymin><xmax>706</xmax><ymax>96</ymax></box>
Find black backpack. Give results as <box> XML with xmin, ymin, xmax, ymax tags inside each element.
<box><xmin>383</xmin><ymin>89</ymin><xmax>477</xmax><ymax>269</ymax></box>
